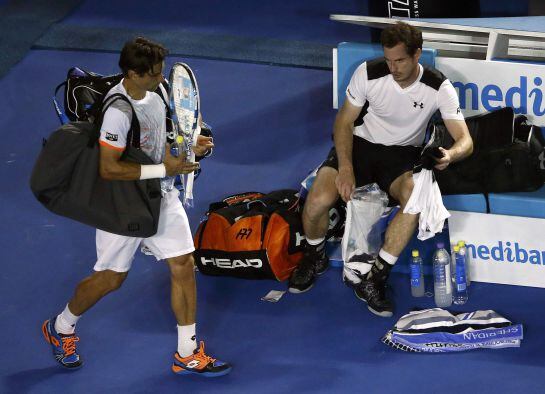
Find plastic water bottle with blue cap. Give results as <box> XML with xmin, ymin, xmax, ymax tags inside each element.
<box><xmin>458</xmin><ymin>240</ymin><xmax>471</xmax><ymax>287</ymax></box>
<box><xmin>433</xmin><ymin>242</ymin><xmax>452</xmax><ymax>307</ymax></box>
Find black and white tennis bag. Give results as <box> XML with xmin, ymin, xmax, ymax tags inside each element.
<box><xmin>53</xmin><ymin>67</ymin><xmax>167</xmax><ymax>124</ymax></box>
<box><xmin>426</xmin><ymin>107</ymin><xmax>544</xmax><ymax>195</ymax></box>
<box><xmin>52</xmin><ymin>67</ymin><xmax>213</xmax><ymax>146</ymax></box>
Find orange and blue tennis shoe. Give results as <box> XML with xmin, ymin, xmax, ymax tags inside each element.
<box><xmin>172</xmin><ymin>341</ymin><xmax>231</xmax><ymax>377</ymax></box>
<box><xmin>42</xmin><ymin>317</ymin><xmax>82</xmax><ymax>369</ymax></box>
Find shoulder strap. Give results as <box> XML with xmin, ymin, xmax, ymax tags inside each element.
<box><xmin>157</xmin><ymin>81</ymin><xmax>169</xmax><ymax>108</ymax></box>
<box><xmin>156</xmin><ymin>81</ymin><xmax>174</xmax><ymax>137</ymax></box>
<box><xmin>53</xmin><ymin>81</ymin><xmax>70</xmax><ymax>125</ymax></box>
<box><xmin>98</xmin><ymin>93</ymin><xmax>141</xmax><ymax>149</ymax></box>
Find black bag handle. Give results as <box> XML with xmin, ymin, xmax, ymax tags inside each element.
<box><xmin>53</xmin><ymin>67</ymin><xmax>96</xmax><ymax>125</ymax></box>
<box><xmin>246</xmin><ymin>200</ymin><xmax>267</xmax><ymax>210</ymax></box>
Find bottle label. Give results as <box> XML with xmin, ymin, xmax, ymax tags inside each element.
<box><xmin>456</xmin><ymin>255</ymin><xmax>466</xmax><ymax>287</ymax></box>
<box><xmin>444</xmin><ymin>262</ymin><xmax>452</xmax><ymax>294</ymax></box>
<box><xmin>410</xmin><ymin>264</ymin><xmax>421</xmax><ymax>287</ymax></box>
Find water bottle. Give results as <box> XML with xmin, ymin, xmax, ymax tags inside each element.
<box><xmin>410</xmin><ymin>250</ymin><xmax>425</xmax><ymax>297</ymax></box>
<box><xmin>450</xmin><ymin>243</ymin><xmax>457</xmax><ymax>286</ymax></box>
<box><xmin>433</xmin><ymin>242</ymin><xmax>452</xmax><ymax>307</ymax></box>
<box><xmin>453</xmin><ymin>245</ymin><xmax>468</xmax><ymax>305</ymax></box>
<box><xmin>457</xmin><ymin>240</ymin><xmax>471</xmax><ymax>287</ymax></box>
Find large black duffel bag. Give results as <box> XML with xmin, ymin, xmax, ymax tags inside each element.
<box><xmin>30</xmin><ymin>94</ymin><xmax>162</xmax><ymax>237</ymax></box>
<box><xmin>426</xmin><ymin>107</ymin><xmax>544</xmax><ymax>195</ymax></box>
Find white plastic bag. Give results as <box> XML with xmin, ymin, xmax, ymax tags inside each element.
<box><xmin>342</xmin><ymin>183</ymin><xmax>389</xmax><ymax>285</ymax></box>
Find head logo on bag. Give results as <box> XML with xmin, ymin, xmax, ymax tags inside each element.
<box><xmin>200</xmin><ymin>257</ymin><xmax>264</xmax><ymax>269</ymax></box>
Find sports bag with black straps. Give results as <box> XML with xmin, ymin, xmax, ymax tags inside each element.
<box><xmin>30</xmin><ymin>93</ymin><xmax>162</xmax><ymax>237</ymax></box>
<box><xmin>194</xmin><ymin>190</ymin><xmax>305</xmax><ymax>281</ymax></box>
<box><xmin>425</xmin><ymin>107</ymin><xmax>544</xmax><ymax>195</ymax></box>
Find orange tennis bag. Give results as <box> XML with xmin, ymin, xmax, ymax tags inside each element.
<box><xmin>194</xmin><ymin>190</ymin><xmax>304</xmax><ymax>281</ymax></box>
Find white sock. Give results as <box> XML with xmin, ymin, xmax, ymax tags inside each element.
<box><xmin>379</xmin><ymin>249</ymin><xmax>398</xmax><ymax>265</ymax></box>
<box><xmin>307</xmin><ymin>237</ymin><xmax>325</xmax><ymax>246</ymax></box>
<box><xmin>177</xmin><ymin>323</ymin><xmax>197</xmax><ymax>357</ymax></box>
<box><xmin>54</xmin><ymin>304</ymin><xmax>80</xmax><ymax>335</ymax></box>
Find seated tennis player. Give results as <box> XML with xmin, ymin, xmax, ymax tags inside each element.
<box><xmin>289</xmin><ymin>22</ymin><xmax>473</xmax><ymax>317</ymax></box>
<box><xmin>42</xmin><ymin>36</ymin><xmax>231</xmax><ymax>377</ymax></box>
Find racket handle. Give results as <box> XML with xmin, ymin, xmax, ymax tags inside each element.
<box><xmin>182</xmin><ymin>127</ymin><xmax>201</xmax><ymax>207</ymax></box>
<box><xmin>184</xmin><ymin>172</ymin><xmax>195</xmax><ymax>207</ymax></box>
<box><xmin>193</xmin><ymin>125</ymin><xmax>201</xmax><ymax>143</ymax></box>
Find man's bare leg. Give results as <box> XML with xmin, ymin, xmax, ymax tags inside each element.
<box><xmin>168</xmin><ymin>253</ymin><xmax>232</xmax><ymax>377</ymax></box>
<box><xmin>289</xmin><ymin>167</ymin><xmax>340</xmax><ymax>293</ymax></box>
<box><xmin>355</xmin><ymin>171</ymin><xmax>417</xmax><ymax>318</ymax></box>
<box><xmin>383</xmin><ymin>171</ymin><xmax>419</xmax><ymax>257</ymax></box>
<box><xmin>68</xmin><ymin>270</ymin><xmax>129</xmax><ymax>316</ymax></box>
<box><xmin>167</xmin><ymin>254</ymin><xmax>197</xmax><ymax>327</ymax></box>
<box><xmin>42</xmin><ymin>269</ymin><xmax>129</xmax><ymax>369</ymax></box>
<box><xmin>302</xmin><ymin>167</ymin><xmax>340</xmax><ymax>239</ymax></box>
<box><xmin>167</xmin><ymin>254</ymin><xmax>197</xmax><ymax>357</ymax></box>
<box><xmin>51</xmin><ymin>270</ymin><xmax>128</xmax><ymax>335</ymax></box>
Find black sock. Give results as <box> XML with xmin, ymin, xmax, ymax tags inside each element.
<box><xmin>367</xmin><ymin>256</ymin><xmax>392</xmax><ymax>283</ymax></box>
<box><xmin>306</xmin><ymin>239</ymin><xmax>326</xmax><ymax>260</ymax></box>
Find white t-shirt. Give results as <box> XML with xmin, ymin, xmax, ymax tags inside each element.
<box><xmin>99</xmin><ymin>81</ymin><xmax>176</xmax><ymax>192</ymax></box>
<box><xmin>345</xmin><ymin>60</ymin><xmax>464</xmax><ymax>146</ymax></box>
<box><xmin>99</xmin><ymin>81</ymin><xmax>166</xmax><ymax>164</ymax></box>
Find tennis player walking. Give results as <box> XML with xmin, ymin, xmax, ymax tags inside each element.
<box><xmin>42</xmin><ymin>37</ymin><xmax>231</xmax><ymax>377</ymax></box>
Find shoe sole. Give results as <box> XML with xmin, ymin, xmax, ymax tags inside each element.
<box><xmin>288</xmin><ymin>282</ymin><xmax>314</xmax><ymax>294</ymax></box>
<box><xmin>42</xmin><ymin>320</ymin><xmax>83</xmax><ymax>370</ymax></box>
<box><xmin>172</xmin><ymin>364</ymin><xmax>232</xmax><ymax>377</ymax></box>
<box><xmin>353</xmin><ymin>290</ymin><xmax>393</xmax><ymax>318</ymax></box>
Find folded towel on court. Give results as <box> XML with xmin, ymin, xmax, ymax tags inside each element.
<box><xmin>382</xmin><ymin>308</ymin><xmax>524</xmax><ymax>352</ymax></box>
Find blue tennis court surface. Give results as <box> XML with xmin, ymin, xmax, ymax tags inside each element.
<box><xmin>2</xmin><ymin>1</ymin><xmax>545</xmax><ymax>393</ymax></box>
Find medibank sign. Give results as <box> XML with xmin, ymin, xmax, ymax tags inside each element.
<box><xmin>466</xmin><ymin>241</ymin><xmax>545</xmax><ymax>265</ymax></box>
<box><xmin>449</xmin><ymin>210</ymin><xmax>545</xmax><ymax>288</ymax></box>
<box><xmin>453</xmin><ymin>77</ymin><xmax>544</xmax><ymax>116</ymax></box>
<box><xmin>435</xmin><ymin>57</ymin><xmax>545</xmax><ymax>124</ymax></box>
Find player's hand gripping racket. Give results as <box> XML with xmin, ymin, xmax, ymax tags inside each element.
<box><xmin>168</xmin><ymin>62</ymin><xmax>201</xmax><ymax>207</ymax></box>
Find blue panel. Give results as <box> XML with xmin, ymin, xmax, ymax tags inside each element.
<box><xmin>489</xmin><ymin>185</ymin><xmax>545</xmax><ymax>219</ymax></box>
<box><xmin>443</xmin><ymin>194</ymin><xmax>488</xmax><ymax>213</ymax></box>
<box><xmin>337</xmin><ymin>42</ymin><xmax>437</xmax><ymax>107</ymax></box>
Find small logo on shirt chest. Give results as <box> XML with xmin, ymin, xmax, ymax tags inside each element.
<box><xmin>413</xmin><ymin>101</ymin><xmax>424</xmax><ymax>109</ymax></box>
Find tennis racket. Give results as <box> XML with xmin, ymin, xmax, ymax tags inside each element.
<box><xmin>168</xmin><ymin>62</ymin><xmax>201</xmax><ymax>207</ymax></box>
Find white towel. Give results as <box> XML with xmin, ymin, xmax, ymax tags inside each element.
<box><xmin>403</xmin><ymin>169</ymin><xmax>450</xmax><ymax>240</ymax></box>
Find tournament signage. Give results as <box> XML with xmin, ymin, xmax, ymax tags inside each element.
<box><xmin>449</xmin><ymin>211</ymin><xmax>545</xmax><ymax>288</ymax></box>
<box><xmin>436</xmin><ymin>57</ymin><xmax>545</xmax><ymax>126</ymax></box>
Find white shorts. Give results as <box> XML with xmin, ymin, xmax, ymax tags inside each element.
<box><xmin>94</xmin><ymin>189</ymin><xmax>195</xmax><ymax>272</ymax></box>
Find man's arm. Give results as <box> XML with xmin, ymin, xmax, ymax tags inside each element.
<box><xmin>434</xmin><ymin>119</ymin><xmax>473</xmax><ymax>170</ymax></box>
<box><xmin>333</xmin><ymin>100</ymin><xmax>363</xmax><ymax>201</ymax></box>
<box><xmin>99</xmin><ymin>144</ymin><xmax>199</xmax><ymax>180</ymax></box>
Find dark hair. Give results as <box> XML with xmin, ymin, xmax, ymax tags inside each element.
<box><xmin>119</xmin><ymin>37</ymin><xmax>168</xmax><ymax>77</ymax></box>
<box><xmin>380</xmin><ymin>21</ymin><xmax>423</xmax><ymax>56</ymax></box>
